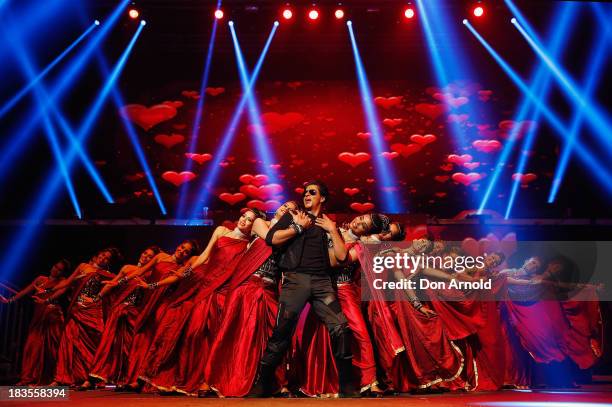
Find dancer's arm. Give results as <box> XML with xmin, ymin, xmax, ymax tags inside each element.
<box><xmin>190</xmin><ymin>226</ymin><xmax>228</xmax><ymax>269</ymax></box>
<box><xmin>251</xmin><ymin>218</ymin><xmax>270</xmax><ymax>240</ymax></box>
<box><xmin>316</xmin><ymin>215</ymin><xmax>347</xmax><ymax>263</ymax></box>
<box><xmin>0</xmin><ymin>276</ymin><xmax>45</xmax><ymax>303</ymax></box>
<box><xmin>266</xmin><ymin>212</ymin><xmax>311</xmax><ymax>246</ymax></box>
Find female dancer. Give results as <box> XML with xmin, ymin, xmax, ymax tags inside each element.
<box><xmin>84</xmin><ymin>246</ymin><xmax>161</xmax><ymax>389</ymax></box>
<box><xmin>119</xmin><ymin>240</ymin><xmax>198</xmax><ymax>390</ymax></box>
<box><xmin>136</xmin><ymin>209</ymin><xmax>263</xmax><ymax>393</ymax></box>
<box><xmin>0</xmin><ymin>259</ymin><xmax>70</xmax><ymax>385</ymax></box>
<box><xmin>46</xmin><ymin>248</ymin><xmax>121</xmax><ymax>387</ymax></box>
<box><xmin>290</xmin><ymin>213</ymin><xmax>389</xmax><ymax>397</ymax></box>
<box><xmin>200</xmin><ymin>201</ymin><xmax>298</xmax><ymax>397</ymax></box>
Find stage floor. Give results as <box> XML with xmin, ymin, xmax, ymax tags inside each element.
<box><xmin>4</xmin><ymin>385</ymin><xmax>612</xmax><ymax>406</ymax></box>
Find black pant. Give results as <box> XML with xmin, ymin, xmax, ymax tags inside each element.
<box><xmin>260</xmin><ymin>271</ymin><xmax>352</xmax><ymax>368</ymax></box>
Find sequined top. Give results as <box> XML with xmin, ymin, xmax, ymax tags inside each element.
<box><xmin>123</xmin><ymin>287</ymin><xmax>143</xmax><ymax>306</ymax></box>
<box><xmin>254</xmin><ymin>256</ymin><xmax>278</xmax><ymax>283</ymax></box>
<box><xmin>336</xmin><ymin>262</ymin><xmax>358</xmax><ymax>284</ymax></box>
<box><xmin>76</xmin><ymin>274</ymin><xmax>103</xmax><ymax>303</ymax></box>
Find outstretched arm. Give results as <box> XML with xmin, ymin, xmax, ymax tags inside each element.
<box><xmin>0</xmin><ymin>276</ymin><xmax>44</xmax><ymax>303</ymax></box>
<box><xmin>190</xmin><ymin>226</ymin><xmax>227</xmax><ymax>270</ymax></box>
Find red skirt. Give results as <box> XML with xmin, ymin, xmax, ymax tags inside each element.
<box><xmin>19</xmin><ymin>303</ymin><xmax>64</xmax><ymax>385</ymax></box>
<box><xmin>205</xmin><ymin>275</ymin><xmax>282</xmax><ymax>396</ymax></box>
<box><xmin>89</xmin><ymin>301</ymin><xmax>139</xmax><ymax>384</ymax></box>
<box><xmin>54</xmin><ymin>302</ymin><xmax>104</xmax><ymax>385</ymax></box>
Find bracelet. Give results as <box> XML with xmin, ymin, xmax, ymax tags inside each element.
<box><xmin>118</xmin><ymin>277</ymin><xmax>128</xmax><ymax>285</ymax></box>
<box><xmin>7</xmin><ymin>297</ymin><xmax>15</xmax><ymax>303</ymax></box>
<box><xmin>147</xmin><ymin>282</ymin><xmax>158</xmax><ymax>290</ymax></box>
<box><xmin>182</xmin><ymin>266</ymin><xmax>193</xmax><ymax>278</ymax></box>
<box><xmin>290</xmin><ymin>222</ymin><xmax>303</xmax><ymax>235</ymax></box>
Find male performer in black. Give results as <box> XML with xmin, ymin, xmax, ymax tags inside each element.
<box><xmin>250</xmin><ymin>180</ymin><xmax>357</xmax><ymax>397</ymax></box>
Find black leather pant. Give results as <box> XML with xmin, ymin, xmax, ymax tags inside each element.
<box><xmin>260</xmin><ymin>271</ymin><xmax>353</xmax><ymax>368</ymax></box>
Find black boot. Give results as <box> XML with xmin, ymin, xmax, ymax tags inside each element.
<box><xmin>337</xmin><ymin>358</ymin><xmax>360</xmax><ymax>398</ymax></box>
<box><xmin>247</xmin><ymin>362</ymin><xmax>275</xmax><ymax>398</ymax></box>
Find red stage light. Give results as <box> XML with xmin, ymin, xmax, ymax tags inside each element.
<box><xmin>404</xmin><ymin>7</ymin><xmax>415</xmax><ymax>19</ymax></box>
<box><xmin>282</xmin><ymin>8</ymin><xmax>293</xmax><ymax>20</ymax></box>
<box><xmin>473</xmin><ymin>6</ymin><xmax>484</xmax><ymax>17</ymax></box>
<box><xmin>214</xmin><ymin>9</ymin><xmax>224</xmax><ymax>20</ymax></box>
<box><xmin>335</xmin><ymin>9</ymin><xmax>345</xmax><ymax>19</ymax></box>
<box><xmin>128</xmin><ymin>8</ymin><xmax>139</xmax><ymax>19</ymax></box>
<box><xmin>308</xmin><ymin>9</ymin><xmax>319</xmax><ymax>20</ymax></box>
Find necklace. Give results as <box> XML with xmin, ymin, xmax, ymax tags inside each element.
<box><xmin>231</xmin><ymin>227</ymin><xmax>248</xmax><ymax>240</ymax></box>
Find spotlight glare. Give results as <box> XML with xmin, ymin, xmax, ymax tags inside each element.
<box><xmin>94</xmin><ymin>19</ymin><xmax>100</xmax><ymax>26</ymax></box>
<box><xmin>308</xmin><ymin>9</ymin><xmax>319</xmax><ymax>20</ymax></box>
<box><xmin>404</xmin><ymin>7</ymin><xmax>415</xmax><ymax>19</ymax></box>
<box><xmin>274</xmin><ymin>20</ymin><xmax>279</xmax><ymax>26</ymax></box>
<box><xmin>128</xmin><ymin>8</ymin><xmax>139</xmax><ymax>19</ymax></box>
<box><xmin>214</xmin><ymin>9</ymin><xmax>224</xmax><ymax>20</ymax></box>
<box><xmin>463</xmin><ymin>18</ymin><xmax>468</xmax><ymax>24</ymax></box>
<box><xmin>228</xmin><ymin>20</ymin><xmax>234</xmax><ymax>26</ymax></box>
<box><xmin>282</xmin><ymin>8</ymin><xmax>293</xmax><ymax>20</ymax></box>
<box><xmin>335</xmin><ymin>9</ymin><xmax>344</xmax><ymax>19</ymax></box>
<box><xmin>347</xmin><ymin>20</ymin><xmax>352</xmax><ymax>26</ymax></box>
<box><xmin>473</xmin><ymin>6</ymin><xmax>484</xmax><ymax>17</ymax></box>
<box><xmin>140</xmin><ymin>20</ymin><xmax>146</xmax><ymax>26</ymax></box>
<box><xmin>511</xmin><ymin>17</ymin><xmax>517</xmax><ymax>24</ymax></box>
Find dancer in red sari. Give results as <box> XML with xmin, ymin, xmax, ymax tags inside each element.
<box><xmin>136</xmin><ymin>209</ymin><xmax>263</xmax><ymax>393</ymax></box>
<box><xmin>46</xmin><ymin>248</ymin><xmax>121</xmax><ymax>387</ymax></box>
<box><xmin>85</xmin><ymin>246</ymin><xmax>161</xmax><ymax>389</ymax></box>
<box><xmin>203</xmin><ymin>201</ymin><xmax>298</xmax><ymax>397</ymax></box>
<box><xmin>120</xmin><ymin>240</ymin><xmax>198</xmax><ymax>390</ymax></box>
<box><xmin>0</xmin><ymin>259</ymin><xmax>70</xmax><ymax>385</ymax></box>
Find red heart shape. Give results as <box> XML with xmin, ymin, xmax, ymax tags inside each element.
<box><xmin>434</xmin><ymin>192</ymin><xmax>447</xmax><ymax>198</ymax></box>
<box><xmin>240</xmin><ymin>184</ymin><xmax>283</xmax><ymax>200</ymax></box>
<box><xmin>247</xmin><ymin>199</ymin><xmax>281</xmax><ymax>212</ymax></box>
<box><xmin>249</xmin><ymin>112</ymin><xmax>304</xmax><ymax>134</ymax></box>
<box><xmin>382</xmin><ymin>118</ymin><xmax>402</xmax><ymax>128</ymax></box>
<box><xmin>356</xmin><ymin>132</ymin><xmax>371</xmax><ymax>140</ymax></box>
<box><xmin>415</xmin><ymin>103</ymin><xmax>447</xmax><ymax>119</ymax></box>
<box><xmin>185</xmin><ymin>153</ymin><xmax>212</xmax><ymax>165</ymax></box>
<box><xmin>390</xmin><ymin>143</ymin><xmax>422</xmax><ymax>158</ymax></box>
<box><xmin>463</xmin><ymin>162</ymin><xmax>480</xmax><ymax>170</ymax></box>
<box><xmin>447</xmin><ymin>154</ymin><xmax>473</xmax><ymax>165</ymax></box>
<box><xmin>295</xmin><ymin>187</ymin><xmax>304</xmax><ymax>194</ymax></box>
<box><xmin>381</xmin><ymin>151</ymin><xmax>399</xmax><ymax>160</ymax></box>
<box><xmin>125</xmin><ymin>172</ymin><xmax>145</xmax><ymax>182</ymax></box>
<box><xmin>478</xmin><ymin>90</ymin><xmax>493</xmax><ymax>101</ymax></box>
<box><xmin>374</xmin><ymin>96</ymin><xmax>401</xmax><ymax>109</ymax></box>
<box><xmin>154</xmin><ymin>134</ymin><xmax>185</xmax><ymax>149</ymax></box>
<box><xmin>434</xmin><ymin>175</ymin><xmax>449</xmax><ymax>183</ymax></box>
<box><xmin>239</xmin><ymin>174</ymin><xmax>269</xmax><ymax>187</ymax></box>
<box><xmin>287</xmin><ymin>81</ymin><xmax>302</xmax><ymax>90</ymax></box>
<box><xmin>410</xmin><ymin>134</ymin><xmax>437</xmax><ymax>146</ymax></box>
<box><xmin>472</xmin><ymin>139</ymin><xmax>502</xmax><ymax>153</ymax></box>
<box><xmin>343</xmin><ymin>187</ymin><xmax>360</xmax><ymax>196</ymax></box>
<box><xmin>162</xmin><ymin>171</ymin><xmax>196</xmax><ymax>186</ymax></box>
<box><xmin>462</xmin><ymin>238</ymin><xmax>480</xmax><ymax>257</ymax></box>
<box><xmin>451</xmin><ymin>172</ymin><xmax>483</xmax><ymax>186</ymax></box>
<box><xmin>448</xmin><ymin>113</ymin><xmax>469</xmax><ymax>123</ymax></box>
<box><xmin>512</xmin><ymin>173</ymin><xmax>537</xmax><ymax>184</ymax></box>
<box><xmin>181</xmin><ymin>90</ymin><xmax>200</xmax><ymax>99</ymax></box>
<box><xmin>121</xmin><ymin>104</ymin><xmax>177</xmax><ymax>131</ymax></box>
<box><xmin>219</xmin><ymin>192</ymin><xmax>246</xmax><ymax>206</ymax></box>
<box><xmin>205</xmin><ymin>87</ymin><xmax>225</xmax><ymax>96</ymax></box>
<box><xmin>338</xmin><ymin>152</ymin><xmax>371</xmax><ymax>168</ymax></box>
<box><xmin>500</xmin><ymin>233</ymin><xmax>517</xmax><ymax>257</ymax></box>
<box><xmin>433</xmin><ymin>92</ymin><xmax>469</xmax><ymax>108</ymax></box>
<box><xmin>350</xmin><ymin>202</ymin><xmax>375</xmax><ymax>213</ymax></box>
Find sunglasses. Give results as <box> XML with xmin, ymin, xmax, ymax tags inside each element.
<box><xmin>303</xmin><ymin>189</ymin><xmax>318</xmax><ymax>196</ymax></box>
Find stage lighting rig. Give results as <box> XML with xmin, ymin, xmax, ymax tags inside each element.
<box><xmin>282</xmin><ymin>5</ymin><xmax>293</xmax><ymax>20</ymax></box>
<box><xmin>214</xmin><ymin>9</ymin><xmax>224</xmax><ymax>20</ymax></box>
<box><xmin>128</xmin><ymin>8</ymin><xmax>139</xmax><ymax>19</ymax></box>
<box><xmin>308</xmin><ymin>8</ymin><xmax>319</xmax><ymax>20</ymax></box>
<box><xmin>404</xmin><ymin>4</ymin><xmax>416</xmax><ymax>19</ymax></box>
<box><xmin>334</xmin><ymin>8</ymin><xmax>345</xmax><ymax>20</ymax></box>
<box><xmin>473</xmin><ymin>1</ymin><xmax>485</xmax><ymax>17</ymax></box>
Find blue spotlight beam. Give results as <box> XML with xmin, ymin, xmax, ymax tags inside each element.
<box><xmin>96</xmin><ymin>54</ymin><xmax>167</xmax><ymax>215</ymax></box>
<box><xmin>175</xmin><ymin>16</ymin><xmax>220</xmax><ymax>218</ymax></box>
<box><xmin>229</xmin><ymin>22</ymin><xmax>280</xmax><ymax>185</ymax></box>
<box><xmin>0</xmin><ymin>0</ymin><xmax>129</xmax><ymax>188</ymax></box>
<box><xmin>463</xmin><ymin>20</ymin><xmax>612</xmax><ymax>197</ymax></box>
<box><xmin>508</xmin><ymin>3</ymin><xmax>612</xmax><ymax>148</ymax></box>
<box><xmin>478</xmin><ymin>2</ymin><xmax>576</xmax><ymax>213</ymax></box>
<box><xmin>186</xmin><ymin>22</ymin><xmax>278</xmax><ymax>221</ymax></box>
<box><xmin>347</xmin><ymin>21</ymin><xmax>404</xmax><ymax>213</ymax></box>
<box><xmin>8</xmin><ymin>40</ymin><xmax>83</xmax><ymax>218</ymax></box>
<box><xmin>547</xmin><ymin>18</ymin><xmax>611</xmax><ymax>204</ymax></box>
<box><xmin>0</xmin><ymin>21</ymin><xmax>98</xmax><ymax>119</ymax></box>
<box><xmin>0</xmin><ymin>23</ymin><xmax>145</xmax><ymax>281</ymax></box>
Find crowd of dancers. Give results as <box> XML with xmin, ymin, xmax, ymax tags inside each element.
<box><xmin>0</xmin><ymin>180</ymin><xmax>603</xmax><ymax>398</ymax></box>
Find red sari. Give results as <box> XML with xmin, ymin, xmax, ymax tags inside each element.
<box><xmin>89</xmin><ymin>272</ymin><xmax>150</xmax><ymax>385</ymax></box>
<box><xmin>19</xmin><ymin>277</ymin><xmax>65</xmax><ymax>385</ymax></box>
<box><xmin>54</xmin><ymin>268</ymin><xmax>115</xmax><ymax>385</ymax></box>
<box><xmin>124</xmin><ymin>261</ymin><xmax>182</xmax><ymax>386</ymax></box>
<box><xmin>204</xmin><ymin>238</ymin><xmax>284</xmax><ymax>396</ymax></box>
<box><xmin>140</xmin><ymin>236</ymin><xmax>247</xmax><ymax>392</ymax></box>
